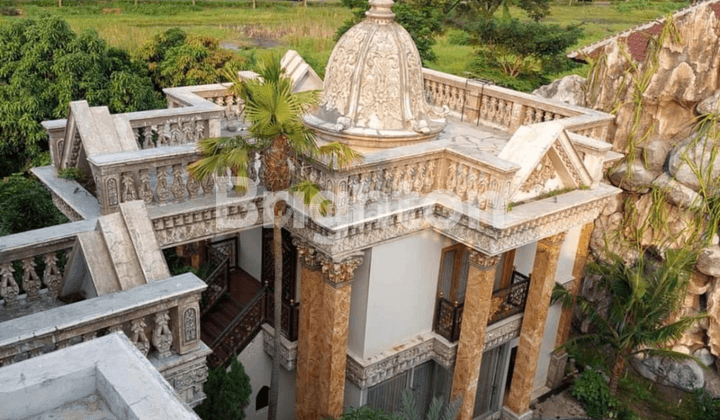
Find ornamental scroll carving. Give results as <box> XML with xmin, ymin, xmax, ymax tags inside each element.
<box><xmin>321</xmin><ymin>21</ymin><xmax>371</xmax><ymax>116</ymax></box>
<box><xmin>553</xmin><ymin>142</ymin><xmax>585</xmax><ymax>186</ymax></box>
<box><xmin>468</xmin><ymin>251</ymin><xmax>500</xmax><ymax>269</ymax></box>
<box><xmin>520</xmin><ymin>154</ymin><xmax>556</xmax><ymax>193</ymax></box>
<box><xmin>292</xmin><ymin>238</ymin><xmax>321</xmax><ymax>268</ymax></box>
<box><xmin>184</xmin><ymin>307</ymin><xmax>198</xmax><ymax>344</ymax></box>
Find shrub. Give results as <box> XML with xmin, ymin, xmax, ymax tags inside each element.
<box><xmin>689</xmin><ymin>388</ymin><xmax>720</xmax><ymax>420</ymax></box>
<box><xmin>570</xmin><ymin>369</ymin><xmax>618</xmax><ymax>419</ymax></box>
<box><xmin>195</xmin><ymin>357</ymin><xmax>252</xmax><ymax>420</ymax></box>
<box><xmin>0</xmin><ymin>174</ymin><xmax>67</xmax><ymax>236</ymax></box>
<box><xmin>58</xmin><ymin>167</ymin><xmax>85</xmax><ymax>181</ymax></box>
<box><xmin>136</xmin><ymin>28</ymin><xmax>246</xmax><ymax>90</ymax></box>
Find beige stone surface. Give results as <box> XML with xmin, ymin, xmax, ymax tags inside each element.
<box><xmin>319</xmin><ymin>282</ymin><xmax>352</xmax><ymax>418</ymax></box>
<box><xmin>295</xmin><ymin>263</ymin><xmax>323</xmax><ymax>420</ymax></box>
<box><xmin>77</xmin><ymin>231</ymin><xmax>121</xmax><ymax>296</ymax></box>
<box><xmin>119</xmin><ymin>201</ymin><xmax>170</xmax><ymax>282</ymax></box>
<box><xmin>451</xmin><ymin>255</ymin><xmax>499</xmax><ymax>420</ymax></box>
<box><xmin>98</xmin><ymin>212</ymin><xmax>145</xmax><ymax>290</ymax></box>
<box><xmin>505</xmin><ymin>233</ymin><xmax>564</xmax><ymax>416</ymax></box>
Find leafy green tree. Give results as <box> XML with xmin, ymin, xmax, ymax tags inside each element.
<box><xmin>188</xmin><ymin>54</ymin><xmax>361</xmax><ymax>420</ymax></box>
<box><xmin>0</xmin><ymin>15</ymin><xmax>163</xmax><ymax>177</ymax></box>
<box><xmin>553</xmin><ymin>248</ymin><xmax>707</xmax><ymax>395</ymax></box>
<box><xmin>336</xmin><ymin>0</ymin><xmax>446</xmax><ymax>63</ymax></box>
<box><xmin>0</xmin><ymin>174</ymin><xmax>67</xmax><ymax>236</ymax></box>
<box><xmin>136</xmin><ymin>28</ymin><xmax>246</xmax><ymax>90</ymax></box>
<box><xmin>450</xmin><ymin>0</ymin><xmax>550</xmax><ymax>22</ymax></box>
<box><xmin>195</xmin><ymin>357</ymin><xmax>252</xmax><ymax>420</ymax></box>
<box><xmin>466</xmin><ymin>18</ymin><xmax>582</xmax><ymax>80</ymax></box>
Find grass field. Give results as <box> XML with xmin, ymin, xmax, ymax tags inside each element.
<box><xmin>0</xmin><ymin>0</ymin><xmax>689</xmax><ymax>85</ymax></box>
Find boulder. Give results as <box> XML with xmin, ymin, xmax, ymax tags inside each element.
<box><xmin>668</xmin><ymin>135</ymin><xmax>720</xmax><ymax>192</ymax></box>
<box><xmin>696</xmin><ymin>90</ymin><xmax>720</xmax><ymax>116</ymax></box>
<box><xmin>608</xmin><ymin>161</ymin><xmax>656</xmax><ymax>193</ymax></box>
<box><xmin>533</xmin><ymin>75</ymin><xmax>586</xmax><ymax>106</ymax></box>
<box><xmin>708</xmin><ymin>280</ymin><xmax>720</xmax><ymax>359</ymax></box>
<box><xmin>697</xmin><ymin>246</ymin><xmax>720</xmax><ymax>277</ymax></box>
<box><xmin>643</xmin><ymin>138</ymin><xmax>672</xmax><ymax>172</ymax></box>
<box><xmin>631</xmin><ymin>356</ymin><xmax>704</xmax><ymax>391</ymax></box>
<box><xmin>694</xmin><ymin>347</ymin><xmax>716</xmax><ymax>368</ymax></box>
<box><xmin>652</xmin><ymin>173</ymin><xmax>703</xmax><ymax>209</ymax></box>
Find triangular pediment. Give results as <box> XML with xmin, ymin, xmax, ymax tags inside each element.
<box><xmin>498</xmin><ymin>123</ymin><xmax>592</xmax><ymax>203</ymax></box>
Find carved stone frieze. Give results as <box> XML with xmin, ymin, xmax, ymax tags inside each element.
<box><xmin>50</xmin><ymin>191</ymin><xmax>82</xmax><ymax>221</ymax></box>
<box><xmin>346</xmin><ymin>316</ymin><xmax>522</xmax><ymax>389</ymax></box>
<box><xmin>468</xmin><ymin>251</ymin><xmax>500</xmax><ymax>269</ymax></box>
<box><xmin>520</xmin><ymin>155</ymin><xmax>556</xmax><ymax>193</ymax></box>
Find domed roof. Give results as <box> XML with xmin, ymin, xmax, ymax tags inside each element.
<box><xmin>304</xmin><ymin>0</ymin><xmax>445</xmax><ymax>150</ymax></box>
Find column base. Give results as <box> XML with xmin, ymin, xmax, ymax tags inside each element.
<box><xmin>501</xmin><ymin>406</ymin><xmax>533</xmax><ymax>420</ymax></box>
<box><xmin>546</xmin><ymin>351</ymin><xmax>568</xmax><ymax>389</ymax></box>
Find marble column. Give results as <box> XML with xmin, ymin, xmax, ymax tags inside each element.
<box><xmin>503</xmin><ymin>233</ymin><xmax>565</xmax><ymax>420</ymax></box>
<box><xmin>318</xmin><ymin>254</ymin><xmax>363</xmax><ymax>419</ymax></box>
<box><xmin>450</xmin><ymin>251</ymin><xmax>501</xmax><ymax>420</ymax></box>
<box><xmin>294</xmin><ymin>239</ymin><xmax>363</xmax><ymax>420</ymax></box>
<box><xmin>294</xmin><ymin>240</ymin><xmax>323</xmax><ymax>420</ymax></box>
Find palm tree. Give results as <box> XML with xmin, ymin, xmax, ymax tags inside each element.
<box><xmin>188</xmin><ymin>54</ymin><xmax>360</xmax><ymax>420</ymax></box>
<box><xmin>553</xmin><ymin>247</ymin><xmax>707</xmax><ymax>395</ymax></box>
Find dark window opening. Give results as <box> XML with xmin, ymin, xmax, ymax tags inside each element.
<box><xmin>256</xmin><ymin>385</ymin><xmax>269</xmax><ymax>410</ymax></box>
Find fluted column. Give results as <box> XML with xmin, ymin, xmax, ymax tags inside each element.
<box><xmin>451</xmin><ymin>251</ymin><xmax>501</xmax><ymax>420</ymax></box>
<box><xmin>294</xmin><ymin>239</ymin><xmax>324</xmax><ymax>420</ymax></box>
<box><xmin>503</xmin><ymin>233</ymin><xmax>566</xmax><ymax>420</ymax></box>
<box><xmin>294</xmin><ymin>238</ymin><xmax>363</xmax><ymax>420</ymax></box>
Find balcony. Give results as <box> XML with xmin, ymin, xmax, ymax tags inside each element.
<box><xmin>433</xmin><ymin>271</ymin><xmax>530</xmax><ymax>343</ymax></box>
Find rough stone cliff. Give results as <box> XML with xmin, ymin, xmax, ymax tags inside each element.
<box><xmin>535</xmin><ymin>1</ymin><xmax>720</xmax><ymax>391</ymax></box>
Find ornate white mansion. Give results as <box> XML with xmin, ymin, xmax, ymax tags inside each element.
<box><xmin>0</xmin><ymin>1</ymin><xmax>622</xmax><ymax>419</ymax></box>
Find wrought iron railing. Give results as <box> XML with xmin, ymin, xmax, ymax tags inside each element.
<box><xmin>200</xmin><ymin>247</ymin><xmax>229</xmax><ymax>317</ymax></box>
<box><xmin>433</xmin><ymin>271</ymin><xmax>530</xmax><ymax>343</ymax></box>
<box><xmin>264</xmin><ymin>294</ymin><xmax>300</xmax><ymax>342</ymax></box>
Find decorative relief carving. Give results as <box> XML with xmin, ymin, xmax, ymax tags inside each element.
<box><xmin>293</xmin><ymin>238</ymin><xmax>321</xmax><ymax>268</ymax></box>
<box><xmin>121</xmin><ymin>172</ymin><xmax>138</xmax><ymax>202</ymax></box>
<box><xmin>0</xmin><ymin>262</ymin><xmax>19</xmax><ymax>308</ymax></box>
<box><xmin>130</xmin><ymin>318</ymin><xmax>150</xmax><ymax>356</ymax></box>
<box><xmin>138</xmin><ymin>169</ymin><xmax>153</xmax><ymax>204</ymax></box>
<box><xmin>321</xmin><ymin>21</ymin><xmax>371</xmax><ymax>116</ymax></box>
<box><xmin>553</xmin><ymin>142</ymin><xmax>584</xmax><ymax>186</ymax></box>
<box><xmin>152</xmin><ymin>310</ymin><xmax>173</xmax><ymax>358</ymax></box>
<box><xmin>21</xmin><ymin>258</ymin><xmax>41</xmax><ymax>301</ymax></box>
<box><xmin>320</xmin><ymin>254</ymin><xmax>363</xmax><ymax>286</ymax></box>
<box><xmin>261</xmin><ymin>326</ymin><xmax>298</xmax><ymax>371</ymax></box>
<box><xmin>42</xmin><ymin>253</ymin><xmax>63</xmax><ymax>300</ymax></box>
<box><xmin>184</xmin><ymin>307</ymin><xmax>198</xmax><ymax>344</ymax></box>
<box><xmin>468</xmin><ymin>251</ymin><xmax>500</xmax><ymax>268</ymax></box>
<box><xmin>50</xmin><ymin>191</ymin><xmax>82</xmax><ymax>221</ymax></box>
<box><xmin>520</xmin><ymin>154</ymin><xmax>556</xmax><ymax>193</ymax></box>
<box><xmin>106</xmin><ymin>177</ymin><xmax>119</xmax><ymax>207</ymax></box>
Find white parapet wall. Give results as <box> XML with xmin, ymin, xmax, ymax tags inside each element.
<box><xmin>0</xmin><ymin>333</ymin><xmax>199</xmax><ymax>420</ymax></box>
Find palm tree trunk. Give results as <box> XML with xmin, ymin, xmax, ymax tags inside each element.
<box><xmin>267</xmin><ymin>202</ymin><xmax>284</xmax><ymax>420</ymax></box>
<box><xmin>609</xmin><ymin>357</ymin><xmax>625</xmax><ymax>396</ymax></box>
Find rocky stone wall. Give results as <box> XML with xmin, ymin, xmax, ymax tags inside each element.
<box><xmin>535</xmin><ymin>2</ymin><xmax>720</xmax><ymax>391</ymax></box>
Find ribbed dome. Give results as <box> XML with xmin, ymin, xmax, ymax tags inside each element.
<box><xmin>304</xmin><ymin>0</ymin><xmax>445</xmax><ymax>150</ymax></box>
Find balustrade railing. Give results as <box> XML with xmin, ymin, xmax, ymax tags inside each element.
<box><xmin>488</xmin><ymin>272</ymin><xmax>530</xmax><ymax>325</ymax></box>
<box><xmin>0</xmin><ymin>273</ymin><xmax>205</xmax><ymax>368</ymax></box>
<box><xmin>200</xmin><ymin>247</ymin><xmax>230</xmax><ymax>316</ymax></box>
<box><xmin>433</xmin><ymin>271</ymin><xmax>530</xmax><ymax>343</ymax></box>
<box><xmin>207</xmin><ymin>287</ymin><xmax>266</xmax><ymax>368</ymax></box>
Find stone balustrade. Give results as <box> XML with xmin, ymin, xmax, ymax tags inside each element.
<box><xmin>0</xmin><ymin>220</ymin><xmax>96</xmax><ymax>320</ymax></box>
<box><xmin>0</xmin><ymin>273</ymin><xmax>205</xmax><ymax>368</ymax></box>
<box><xmin>291</xmin><ymin>148</ymin><xmax>517</xmax><ymax>214</ymax></box>
<box><xmin>422</xmin><ymin>68</ymin><xmax>613</xmax><ymax>141</ymax></box>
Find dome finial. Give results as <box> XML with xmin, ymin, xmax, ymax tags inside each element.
<box><xmin>366</xmin><ymin>0</ymin><xmax>395</xmax><ymax>22</ymax></box>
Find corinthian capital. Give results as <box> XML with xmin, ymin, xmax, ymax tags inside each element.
<box><xmin>468</xmin><ymin>250</ymin><xmax>500</xmax><ymax>269</ymax></box>
<box><xmin>293</xmin><ymin>238</ymin><xmax>321</xmax><ymax>268</ymax></box>
<box><xmin>539</xmin><ymin>232</ymin><xmax>566</xmax><ymax>249</ymax></box>
<box><xmin>320</xmin><ymin>254</ymin><xmax>364</xmax><ymax>286</ymax></box>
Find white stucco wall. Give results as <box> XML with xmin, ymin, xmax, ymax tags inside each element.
<box><xmin>348</xmin><ymin>250</ymin><xmax>372</xmax><ymax>359</ymax></box>
<box><xmin>514</xmin><ymin>241</ymin><xmax>537</xmax><ymax>277</ymax></box>
<box><xmin>236</xmin><ymin>332</ymin><xmax>296</xmax><ymax>420</ymax></box>
<box><xmin>533</xmin><ymin>224</ymin><xmax>583</xmax><ymax>391</ymax></box>
<box><xmin>344</xmin><ymin>379</ymin><xmax>366</xmax><ymax>411</ymax></box>
<box><xmin>359</xmin><ymin>231</ymin><xmax>452</xmax><ymax>359</ymax></box>
<box><xmin>239</xmin><ymin>227</ymin><xmax>263</xmax><ymax>280</ymax></box>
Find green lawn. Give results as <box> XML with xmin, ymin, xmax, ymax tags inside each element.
<box><xmin>0</xmin><ymin>0</ymin><xmax>689</xmax><ymax>85</ymax></box>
